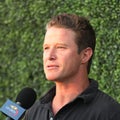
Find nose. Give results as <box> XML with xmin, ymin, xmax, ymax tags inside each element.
<box><xmin>44</xmin><ymin>47</ymin><xmax>57</xmax><ymax>61</ymax></box>
<box><xmin>49</xmin><ymin>55</ymin><xmax>56</xmax><ymax>60</ymax></box>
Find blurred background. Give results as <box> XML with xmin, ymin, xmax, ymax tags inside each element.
<box><xmin>0</xmin><ymin>0</ymin><xmax>120</xmax><ymax>119</ymax></box>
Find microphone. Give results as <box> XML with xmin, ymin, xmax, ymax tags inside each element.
<box><xmin>15</xmin><ymin>87</ymin><xmax>37</xmax><ymax>109</ymax></box>
<box><xmin>0</xmin><ymin>87</ymin><xmax>37</xmax><ymax>120</ymax></box>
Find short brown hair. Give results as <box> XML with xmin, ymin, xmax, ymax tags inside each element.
<box><xmin>46</xmin><ymin>13</ymin><xmax>96</xmax><ymax>74</ymax></box>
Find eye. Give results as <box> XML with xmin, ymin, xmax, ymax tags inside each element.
<box><xmin>57</xmin><ymin>46</ymin><xmax>66</xmax><ymax>49</ymax></box>
<box><xmin>43</xmin><ymin>46</ymin><xmax>49</xmax><ymax>51</ymax></box>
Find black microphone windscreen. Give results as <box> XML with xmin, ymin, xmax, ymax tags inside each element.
<box><xmin>15</xmin><ymin>87</ymin><xmax>37</xmax><ymax>109</ymax></box>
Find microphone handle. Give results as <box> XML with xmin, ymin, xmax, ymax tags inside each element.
<box><xmin>6</xmin><ymin>117</ymin><xmax>13</xmax><ymax>120</ymax></box>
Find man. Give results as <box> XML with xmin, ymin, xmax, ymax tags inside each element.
<box><xmin>24</xmin><ymin>13</ymin><xmax>120</xmax><ymax>120</ymax></box>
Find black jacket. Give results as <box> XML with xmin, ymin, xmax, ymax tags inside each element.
<box><xmin>24</xmin><ymin>79</ymin><xmax>120</xmax><ymax>120</ymax></box>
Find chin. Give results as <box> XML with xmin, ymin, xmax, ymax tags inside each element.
<box><xmin>46</xmin><ymin>76</ymin><xmax>57</xmax><ymax>81</ymax></box>
<box><xmin>46</xmin><ymin>76</ymin><xmax>61</xmax><ymax>82</ymax></box>
<box><xmin>45</xmin><ymin>73</ymin><xmax>60</xmax><ymax>80</ymax></box>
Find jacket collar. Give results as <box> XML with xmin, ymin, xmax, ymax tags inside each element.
<box><xmin>40</xmin><ymin>79</ymin><xmax>98</xmax><ymax>104</ymax></box>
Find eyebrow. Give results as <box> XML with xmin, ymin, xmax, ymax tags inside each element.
<box><xmin>56</xmin><ymin>43</ymin><xmax>68</xmax><ymax>46</ymax></box>
<box><xmin>43</xmin><ymin>43</ymin><xmax>68</xmax><ymax>47</ymax></box>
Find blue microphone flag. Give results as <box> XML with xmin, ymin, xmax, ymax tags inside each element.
<box><xmin>0</xmin><ymin>99</ymin><xmax>25</xmax><ymax>120</ymax></box>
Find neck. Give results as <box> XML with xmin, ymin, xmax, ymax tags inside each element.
<box><xmin>55</xmin><ymin>77</ymin><xmax>89</xmax><ymax>102</ymax></box>
<box><xmin>52</xmin><ymin>71</ymin><xmax>89</xmax><ymax>115</ymax></box>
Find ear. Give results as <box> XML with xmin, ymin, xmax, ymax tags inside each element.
<box><xmin>80</xmin><ymin>47</ymin><xmax>93</xmax><ymax>64</ymax></box>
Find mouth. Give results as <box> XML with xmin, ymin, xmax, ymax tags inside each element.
<box><xmin>46</xmin><ymin>65</ymin><xmax>59</xmax><ymax>70</ymax></box>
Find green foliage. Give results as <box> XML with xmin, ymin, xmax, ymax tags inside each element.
<box><xmin>0</xmin><ymin>0</ymin><xmax>120</xmax><ymax>119</ymax></box>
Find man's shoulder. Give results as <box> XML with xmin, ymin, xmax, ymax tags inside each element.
<box><xmin>89</xmin><ymin>79</ymin><xmax>120</xmax><ymax>109</ymax></box>
<box><xmin>88</xmin><ymin>89</ymin><xmax>120</xmax><ymax>119</ymax></box>
<box><xmin>94</xmin><ymin>89</ymin><xmax>120</xmax><ymax>112</ymax></box>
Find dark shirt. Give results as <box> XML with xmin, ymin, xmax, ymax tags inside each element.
<box><xmin>24</xmin><ymin>79</ymin><xmax>120</xmax><ymax>120</ymax></box>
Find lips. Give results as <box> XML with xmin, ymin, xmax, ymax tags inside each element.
<box><xmin>46</xmin><ymin>65</ymin><xmax>59</xmax><ymax>70</ymax></box>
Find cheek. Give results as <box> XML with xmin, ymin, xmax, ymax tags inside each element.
<box><xmin>62</xmin><ymin>54</ymin><xmax>78</xmax><ymax>67</ymax></box>
<box><xmin>43</xmin><ymin>52</ymin><xmax>47</xmax><ymax>62</ymax></box>
<box><xmin>62</xmin><ymin>57</ymin><xmax>81</xmax><ymax>78</ymax></box>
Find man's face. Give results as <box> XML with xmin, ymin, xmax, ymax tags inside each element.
<box><xmin>43</xmin><ymin>27</ymin><xmax>82</xmax><ymax>82</ymax></box>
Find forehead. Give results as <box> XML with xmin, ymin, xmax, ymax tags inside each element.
<box><xmin>44</xmin><ymin>27</ymin><xmax>76</xmax><ymax>43</ymax></box>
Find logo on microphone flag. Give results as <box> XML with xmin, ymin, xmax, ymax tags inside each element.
<box><xmin>0</xmin><ymin>99</ymin><xmax>25</xmax><ymax>120</ymax></box>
